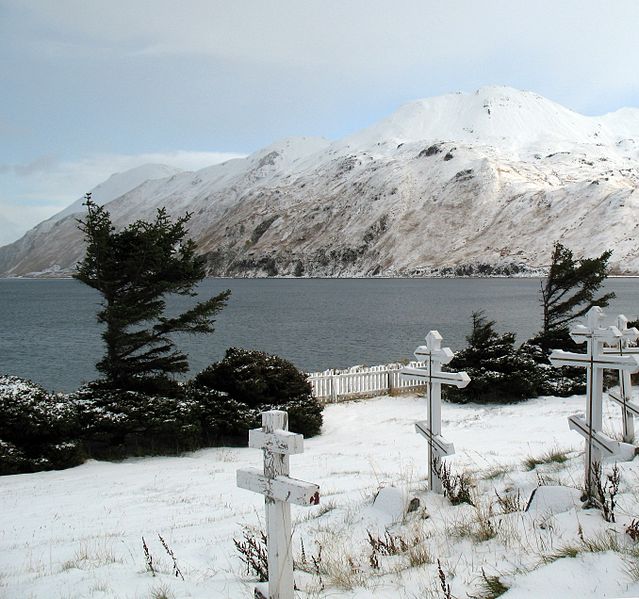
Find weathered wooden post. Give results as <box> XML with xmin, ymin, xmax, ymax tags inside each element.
<box><xmin>549</xmin><ymin>307</ymin><xmax>639</xmax><ymax>496</ymax></box>
<box><xmin>604</xmin><ymin>315</ymin><xmax>639</xmax><ymax>443</ymax></box>
<box><xmin>237</xmin><ymin>410</ymin><xmax>320</xmax><ymax>599</ymax></box>
<box><xmin>400</xmin><ymin>331</ymin><xmax>470</xmax><ymax>493</ymax></box>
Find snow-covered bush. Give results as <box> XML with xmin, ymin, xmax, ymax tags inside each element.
<box><xmin>71</xmin><ymin>382</ymin><xmax>202</xmax><ymax>458</ymax></box>
<box><xmin>520</xmin><ymin>331</ymin><xmax>586</xmax><ymax>396</ymax></box>
<box><xmin>192</xmin><ymin>348</ymin><xmax>323</xmax><ymax>440</ymax></box>
<box><xmin>185</xmin><ymin>386</ymin><xmax>260</xmax><ymax>445</ymax></box>
<box><xmin>0</xmin><ymin>375</ymin><xmax>82</xmax><ymax>474</ymax></box>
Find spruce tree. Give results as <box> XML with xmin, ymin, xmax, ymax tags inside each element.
<box><xmin>518</xmin><ymin>242</ymin><xmax>614</xmax><ymax>396</ymax></box>
<box><xmin>75</xmin><ymin>195</ymin><xmax>230</xmax><ymax>391</ymax></box>
<box><xmin>536</xmin><ymin>242</ymin><xmax>615</xmax><ymax>352</ymax></box>
<box><xmin>445</xmin><ymin>311</ymin><xmax>539</xmax><ymax>403</ymax></box>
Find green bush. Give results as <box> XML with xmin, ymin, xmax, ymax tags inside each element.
<box><xmin>185</xmin><ymin>386</ymin><xmax>260</xmax><ymax>446</ymax></box>
<box><xmin>444</xmin><ymin>313</ymin><xmax>541</xmax><ymax>404</ymax></box>
<box><xmin>0</xmin><ymin>375</ymin><xmax>83</xmax><ymax>474</ymax></box>
<box><xmin>192</xmin><ymin>348</ymin><xmax>323</xmax><ymax>440</ymax></box>
<box><xmin>519</xmin><ymin>335</ymin><xmax>586</xmax><ymax>396</ymax></box>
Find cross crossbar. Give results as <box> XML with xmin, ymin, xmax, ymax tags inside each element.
<box><xmin>603</xmin><ymin>347</ymin><xmax>639</xmax><ymax>355</ymax></box>
<box><xmin>568</xmin><ymin>415</ymin><xmax>615</xmax><ymax>455</ymax></box>
<box><xmin>415</xmin><ymin>421</ymin><xmax>454</xmax><ymax>456</ymax></box>
<box><xmin>237</xmin><ymin>468</ymin><xmax>320</xmax><ymax>506</ymax></box>
<box><xmin>413</xmin><ymin>345</ymin><xmax>454</xmax><ymax>364</ymax></box>
<box><xmin>248</xmin><ymin>428</ymin><xmax>305</xmax><ymax>455</ymax></box>
<box><xmin>549</xmin><ymin>350</ymin><xmax>639</xmax><ymax>372</ymax></box>
<box><xmin>570</xmin><ymin>326</ymin><xmax>621</xmax><ymax>344</ymax></box>
<box><xmin>401</xmin><ymin>366</ymin><xmax>471</xmax><ymax>388</ymax></box>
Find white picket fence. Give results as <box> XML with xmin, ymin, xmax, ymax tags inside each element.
<box><xmin>307</xmin><ymin>361</ymin><xmax>428</xmax><ymax>403</ymax></box>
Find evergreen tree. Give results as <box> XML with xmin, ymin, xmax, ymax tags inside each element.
<box><xmin>537</xmin><ymin>242</ymin><xmax>615</xmax><ymax>351</ymax></box>
<box><xmin>445</xmin><ymin>311</ymin><xmax>540</xmax><ymax>403</ymax></box>
<box><xmin>75</xmin><ymin>195</ymin><xmax>230</xmax><ymax>391</ymax></box>
<box><xmin>519</xmin><ymin>242</ymin><xmax>614</xmax><ymax>396</ymax></box>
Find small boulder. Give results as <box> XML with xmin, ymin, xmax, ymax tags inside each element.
<box><xmin>371</xmin><ymin>486</ymin><xmax>422</xmax><ymax>524</ymax></box>
<box><xmin>373</xmin><ymin>486</ymin><xmax>407</xmax><ymax>524</ymax></box>
<box><xmin>525</xmin><ymin>485</ymin><xmax>582</xmax><ymax>515</ymax></box>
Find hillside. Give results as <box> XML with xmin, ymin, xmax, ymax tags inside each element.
<box><xmin>3</xmin><ymin>86</ymin><xmax>639</xmax><ymax>277</ymax></box>
<box><xmin>2</xmin><ymin>393</ymin><xmax>639</xmax><ymax>598</ymax></box>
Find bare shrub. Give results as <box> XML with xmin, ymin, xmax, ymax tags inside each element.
<box><xmin>158</xmin><ymin>534</ymin><xmax>184</xmax><ymax>581</ymax></box>
<box><xmin>234</xmin><ymin>527</ymin><xmax>268</xmax><ymax>582</ymax></box>
<box><xmin>437</xmin><ymin>559</ymin><xmax>457</xmax><ymax>599</ymax></box>
<box><xmin>626</xmin><ymin>519</ymin><xmax>639</xmax><ymax>541</ymax></box>
<box><xmin>495</xmin><ymin>490</ymin><xmax>525</xmax><ymax>514</ymax></box>
<box><xmin>142</xmin><ymin>537</ymin><xmax>156</xmax><ymax>577</ymax></box>
<box><xmin>438</xmin><ymin>461</ymin><xmax>474</xmax><ymax>506</ymax></box>
<box><xmin>590</xmin><ymin>463</ymin><xmax>620</xmax><ymax>523</ymax></box>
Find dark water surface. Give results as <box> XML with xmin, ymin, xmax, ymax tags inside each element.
<box><xmin>2</xmin><ymin>278</ymin><xmax>639</xmax><ymax>392</ymax></box>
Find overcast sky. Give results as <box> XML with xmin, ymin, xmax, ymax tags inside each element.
<box><xmin>1</xmin><ymin>0</ymin><xmax>639</xmax><ymax>244</ymax></box>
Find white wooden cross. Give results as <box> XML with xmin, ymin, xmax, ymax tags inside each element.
<box><xmin>549</xmin><ymin>307</ymin><xmax>639</xmax><ymax>495</ymax></box>
<box><xmin>400</xmin><ymin>331</ymin><xmax>470</xmax><ymax>493</ymax></box>
<box><xmin>604</xmin><ymin>315</ymin><xmax>639</xmax><ymax>443</ymax></box>
<box><xmin>237</xmin><ymin>410</ymin><xmax>320</xmax><ymax>599</ymax></box>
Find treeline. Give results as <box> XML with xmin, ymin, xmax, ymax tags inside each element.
<box><xmin>0</xmin><ymin>348</ymin><xmax>323</xmax><ymax>475</ymax></box>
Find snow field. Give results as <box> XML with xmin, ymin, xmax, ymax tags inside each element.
<box><xmin>1</xmin><ymin>393</ymin><xmax>639</xmax><ymax>598</ymax></box>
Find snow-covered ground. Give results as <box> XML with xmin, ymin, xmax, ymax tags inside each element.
<box><xmin>2</xmin><ymin>393</ymin><xmax>639</xmax><ymax>598</ymax></box>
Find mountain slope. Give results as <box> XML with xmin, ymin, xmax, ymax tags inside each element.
<box><xmin>2</xmin><ymin>86</ymin><xmax>639</xmax><ymax>277</ymax></box>
<box><xmin>0</xmin><ymin>164</ymin><xmax>183</xmax><ymax>276</ymax></box>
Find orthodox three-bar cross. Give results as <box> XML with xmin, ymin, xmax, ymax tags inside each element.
<box><xmin>604</xmin><ymin>315</ymin><xmax>639</xmax><ymax>443</ymax></box>
<box><xmin>237</xmin><ymin>410</ymin><xmax>320</xmax><ymax>599</ymax></box>
<box><xmin>400</xmin><ymin>331</ymin><xmax>470</xmax><ymax>493</ymax></box>
<box><xmin>549</xmin><ymin>307</ymin><xmax>639</xmax><ymax>496</ymax></box>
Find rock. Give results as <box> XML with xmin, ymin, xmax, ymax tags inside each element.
<box><xmin>372</xmin><ymin>486</ymin><xmax>407</xmax><ymax>524</ymax></box>
<box><xmin>525</xmin><ymin>485</ymin><xmax>582</xmax><ymax>515</ymax></box>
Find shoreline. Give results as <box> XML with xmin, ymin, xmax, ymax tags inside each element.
<box><xmin>2</xmin><ymin>274</ymin><xmax>639</xmax><ymax>281</ymax></box>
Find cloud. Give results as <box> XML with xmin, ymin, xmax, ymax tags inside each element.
<box><xmin>0</xmin><ymin>150</ymin><xmax>245</xmax><ymax>245</ymax></box>
<box><xmin>1</xmin><ymin>155</ymin><xmax>59</xmax><ymax>177</ymax></box>
<box><xmin>12</xmin><ymin>1</ymin><xmax>639</xmax><ymax>76</ymax></box>
<box><xmin>7</xmin><ymin>0</ymin><xmax>639</xmax><ymax>121</ymax></box>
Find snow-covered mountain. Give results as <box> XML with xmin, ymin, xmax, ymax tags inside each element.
<box><xmin>3</xmin><ymin>86</ymin><xmax>639</xmax><ymax>277</ymax></box>
<box><xmin>46</xmin><ymin>163</ymin><xmax>182</xmax><ymax>226</ymax></box>
<box><xmin>0</xmin><ymin>164</ymin><xmax>183</xmax><ymax>277</ymax></box>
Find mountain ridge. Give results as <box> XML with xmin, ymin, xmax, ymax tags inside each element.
<box><xmin>3</xmin><ymin>86</ymin><xmax>639</xmax><ymax>277</ymax></box>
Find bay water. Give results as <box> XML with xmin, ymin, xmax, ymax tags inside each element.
<box><xmin>1</xmin><ymin>277</ymin><xmax>638</xmax><ymax>393</ymax></box>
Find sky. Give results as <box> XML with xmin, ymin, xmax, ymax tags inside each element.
<box><xmin>1</xmin><ymin>0</ymin><xmax>639</xmax><ymax>245</ymax></box>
